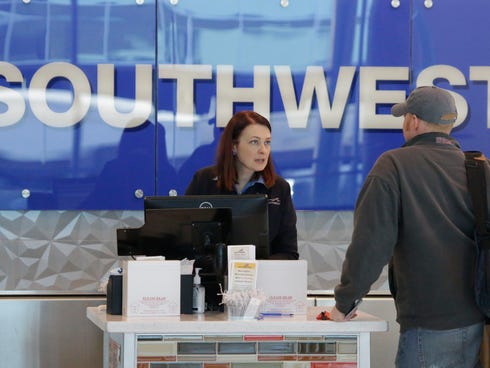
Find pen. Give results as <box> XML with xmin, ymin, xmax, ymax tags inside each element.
<box><xmin>259</xmin><ymin>312</ymin><xmax>294</xmax><ymax>317</ymax></box>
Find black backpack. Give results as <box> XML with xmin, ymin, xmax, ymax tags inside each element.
<box><xmin>464</xmin><ymin>151</ymin><xmax>490</xmax><ymax>318</ymax></box>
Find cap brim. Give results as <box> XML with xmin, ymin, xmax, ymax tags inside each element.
<box><xmin>391</xmin><ymin>102</ymin><xmax>408</xmax><ymax>117</ymax></box>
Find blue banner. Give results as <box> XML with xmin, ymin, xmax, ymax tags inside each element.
<box><xmin>0</xmin><ymin>1</ymin><xmax>488</xmax><ymax>210</ymax></box>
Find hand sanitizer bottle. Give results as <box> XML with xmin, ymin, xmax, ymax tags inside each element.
<box><xmin>192</xmin><ymin>268</ymin><xmax>205</xmax><ymax>313</ymax></box>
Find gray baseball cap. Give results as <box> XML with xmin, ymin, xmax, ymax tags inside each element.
<box><xmin>391</xmin><ymin>86</ymin><xmax>457</xmax><ymax>124</ymax></box>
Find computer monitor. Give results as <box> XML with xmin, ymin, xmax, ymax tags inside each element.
<box><xmin>116</xmin><ymin>207</ymin><xmax>232</xmax><ymax>260</ymax></box>
<box><xmin>143</xmin><ymin>194</ymin><xmax>270</xmax><ymax>259</ymax></box>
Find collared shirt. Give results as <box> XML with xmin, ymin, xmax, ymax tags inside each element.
<box><xmin>237</xmin><ymin>176</ymin><xmax>265</xmax><ymax>194</ymax></box>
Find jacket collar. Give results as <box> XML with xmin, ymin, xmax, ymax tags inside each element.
<box><xmin>402</xmin><ymin>132</ymin><xmax>461</xmax><ymax>149</ymax></box>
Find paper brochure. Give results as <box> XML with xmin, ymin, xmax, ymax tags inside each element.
<box><xmin>122</xmin><ymin>259</ymin><xmax>181</xmax><ymax>316</ymax></box>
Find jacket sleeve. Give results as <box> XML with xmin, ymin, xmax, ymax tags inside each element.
<box><xmin>334</xmin><ymin>172</ymin><xmax>399</xmax><ymax>313</ymax></box>
<box><xmin>184</xmin><ymin>171</ymin><xmax>200</xmax><ymax>195</ymax></box>
<box><xmin>184</xmin><ymin>167</ymin><xmax>217</xmax><ymax>195</ymax></box>
<box><xmin>269</xmin><ymin>179</ymin><xmax>299</xmax><ymax>260</ymax></box>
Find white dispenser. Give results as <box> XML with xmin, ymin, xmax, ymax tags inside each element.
<box><xmin>192</xmin><ymin>268</ymin><xmax>205</xmax><ymax>313</ymax></box>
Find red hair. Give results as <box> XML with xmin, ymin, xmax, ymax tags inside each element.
<box><xmin>215</xmin><ymin>110</ymin><xmax>276</xmax><ymax>191</ymax></box>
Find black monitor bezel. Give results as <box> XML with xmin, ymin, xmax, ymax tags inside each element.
<box><xmin>143</xmin><ymin>194</ymin><xmax>270</xmax><ymax>259</ymax></box>
<box><xmin>116</xmin><ymin>207</ymin><xmax>232</xmax><ymax>259</ymax></box>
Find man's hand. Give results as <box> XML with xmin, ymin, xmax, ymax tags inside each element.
<box><xmin>329</xmin><ymin>305</ymin><xmax>357</xmax><ymax>321</ymax></box>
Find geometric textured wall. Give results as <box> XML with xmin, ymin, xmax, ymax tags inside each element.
<box><xmin>0</xmin><ymin>211</ymin><xmax>142</xmax><ymax>292</ymax></box>
<box><xmin>298</xmin><ymin>211</ymin><xmax>389</xmax><ymax>293</ymax></box>
<box><xmin>0</xmin><ymin>210</ymin><xmax>389</xmax><ymax>294</ymax></box>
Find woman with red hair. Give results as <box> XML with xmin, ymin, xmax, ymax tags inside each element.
<box><xmin>185</xmin><ymin>110</ymin><xmax>298</xmax><ymax>260</ymax></box>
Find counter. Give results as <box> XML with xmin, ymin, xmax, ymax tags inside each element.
<box><xmin>87</xmin><ymin>305</ymin><xmax>387</xmax><ymax>368</ymax></box>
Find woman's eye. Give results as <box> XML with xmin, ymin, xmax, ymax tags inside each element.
<box><xmin>249</xmin><ymin>139</ymin><xmax>259</xmax><ymax>145</ymax></box>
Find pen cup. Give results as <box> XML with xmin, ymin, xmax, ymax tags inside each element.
<box><xmin>227</xmin><ymin>303</ymin><xmax>247</xmax><ymax>319</ymax></box>
<box><xmin>222</xmin><ymin>289</ymin><xmax>265</xmax><ymax>320</ymax></box>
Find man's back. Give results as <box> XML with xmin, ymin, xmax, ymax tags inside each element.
<box><xmin>373</xmin><ymin>133</ymin><xmax>484</xmax><ymax>331</ymax></box>
<box><xmin>333</xmin><ymin>86</ymin><xmax>486</xmax><ymax>367</ymax></box>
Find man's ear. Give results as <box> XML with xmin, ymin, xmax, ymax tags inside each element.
<box><xmin>411</xmin><ymin>114</ymin><xmax>420</xmax><ymax>130</ymax></box>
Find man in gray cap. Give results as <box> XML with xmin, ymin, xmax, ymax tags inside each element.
<box><xmin>331</xmin><ymin>86</ymin><xmax>487</xmax><ymax>367</ymax></box>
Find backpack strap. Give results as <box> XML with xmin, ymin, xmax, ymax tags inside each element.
<box><xmin>464</xmin><ymin>151</ymin><xmax>490</xmax><ymax>250</ymax></box>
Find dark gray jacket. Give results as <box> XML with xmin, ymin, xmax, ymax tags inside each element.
<box><xmin>335</xmin><ymin>132</ymin><xmax>487</xmax><ymax>332</ymax></box>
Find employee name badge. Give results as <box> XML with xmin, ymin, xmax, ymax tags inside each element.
<box><xmin>228</xmin><ymin>260</ymin><xmax>258</xmax><ymax>291</ymax></box>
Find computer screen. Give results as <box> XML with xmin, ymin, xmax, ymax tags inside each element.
<box><xmin>116</xmin><ymin>207</ymin><xmax>232</xmax><ymax>260</ymax></box>
<box><xmin>143</xmin><ymin>194</ymin><xmax>270</xmax><ymax>259</ymax></box>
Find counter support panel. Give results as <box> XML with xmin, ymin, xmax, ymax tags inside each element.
<box><xmin>87</xmin><ymin>306</ymin><xmax>387</xmax><ymax>368</ymax></box>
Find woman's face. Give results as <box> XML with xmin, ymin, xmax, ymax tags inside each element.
<box><xmin>233</xmin><ymin>124</ymin><xmax>271</xmax><ymax>175</ymax></box>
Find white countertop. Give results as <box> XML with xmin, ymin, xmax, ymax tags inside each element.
<box><xmin>87</xmin><ymin>305</ymin><xmax>387</xmax><ymax>335</ymax></box>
